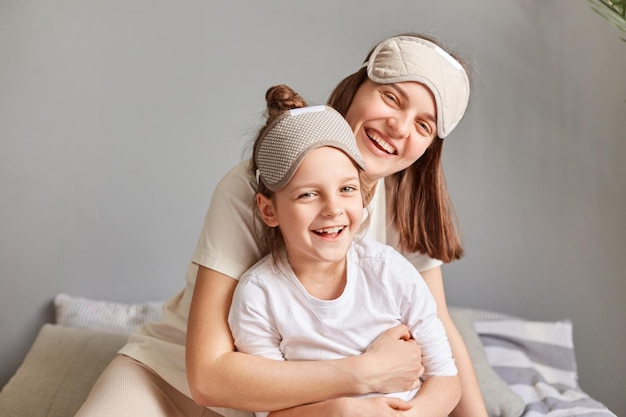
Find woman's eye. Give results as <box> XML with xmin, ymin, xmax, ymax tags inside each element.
<box><xmin>383</xmin><ymin>92</ymin><xmax>399</xmax><ymax>105</ymax></box>
<box><xmin>416</xmin><ymin>120</ymin><xmax>434</xmax><ymax>137</ymax></box>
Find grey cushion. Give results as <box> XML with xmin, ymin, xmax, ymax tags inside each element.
<box><xmin>0</xmin><ymin>324</ymin><xmax>127</xmax><ymax>417</ymax></box>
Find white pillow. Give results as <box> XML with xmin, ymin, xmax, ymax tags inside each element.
<box><xmin>54</xmin><ymin>293</ymin><xmax>164</xmax><ymax>335</ymax></box>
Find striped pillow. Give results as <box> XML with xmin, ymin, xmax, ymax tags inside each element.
<box><xmin>474</xmin><ymin>319</ymin><xmax>616</xmax><ymax>416</ymax></box>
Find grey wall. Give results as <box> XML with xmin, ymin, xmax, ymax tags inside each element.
<box><xmin>1</xmin><ymin>0</ymin><xmax>624</xmax><ymax>414</ymax></box>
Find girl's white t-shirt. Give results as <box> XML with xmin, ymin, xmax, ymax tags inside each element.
<box><xmin>118</xmin><ymin>161</ymin><xmax>442</xmax><ymax>416</ymax></box>
<box><xmin>229</xmin><ymin>238</ymin><xmax>456</xmax><ymax>417</ymax></box>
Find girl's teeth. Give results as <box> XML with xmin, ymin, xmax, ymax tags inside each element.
<box><xmin>316</xmin><ymin>226</ymin><xmax>343</xmax><ymax>234</ymax></box>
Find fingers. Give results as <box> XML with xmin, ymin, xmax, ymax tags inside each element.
<box><xmin>385</xmin><ymin>397</ymin><xmax>413</xmax><ymax>411</ymax></box>
<box><xmin>407</xmin><ymin>364</ymin><xmax>425</xmax><ymax>391</ymax></box>
<box><xmin>417</xmin><ymin>364</ymin><xmax>425</xmax><ymax>380</ymax></box>
<box><xmin>387</xmin><ymin>324</ymin><xmax>412</xmax><ymax>341</ymax></box>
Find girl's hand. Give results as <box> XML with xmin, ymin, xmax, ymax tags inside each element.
<box><xmin>360</xmin><ymin>324</ymin><xmax>424</xmax><ymax>394</ymax></box>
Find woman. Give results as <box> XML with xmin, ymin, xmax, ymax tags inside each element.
<box><xmin>75</xmin><ymin>34</ymin><xmax>484</xmax><ymax>417</ymax></box>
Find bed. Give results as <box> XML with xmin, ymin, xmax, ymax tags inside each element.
<box><xmin>0</xmin><ymin>293</ymin><xmax>617</xmax><ymax>417</ymax></box>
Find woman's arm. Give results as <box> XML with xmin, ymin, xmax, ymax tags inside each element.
<box><xmin>267</xmin><ymin>375</ymin><xmax>459</xmax><ymax>417</ymax></box>
<box><xmin>405</xmin><ymin>375</ymin><xmax>460</xmax><ymax>417</ymax></box>
<box><xmin>420</xmin><ymin>267</ymin><xmax>488</xmax><ymax>417</ymax></box>
<box><xmin>186</xmin><ymin>265</ymin><xmax>424</xmax><ymax>411</ymax></box>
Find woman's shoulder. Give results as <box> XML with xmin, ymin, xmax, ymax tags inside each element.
<box><xmin>215</xmin><ymin>160</ymin><xmax>255</xmax><ymax>189</ymax></box>
<box><xmin>210</xmin><ymin>160</ymin><xmax>257</xmax><ymax>205</ymax></box>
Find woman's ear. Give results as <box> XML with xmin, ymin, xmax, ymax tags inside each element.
<box><xmin>256</xmin><ymin>193</ymin><xmax>279</xmax><ymax>227</ymax></box>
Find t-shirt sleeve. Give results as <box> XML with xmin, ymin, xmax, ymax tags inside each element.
<box><xmin>191</xmin><ymin>163</ymin><xmax>263</xmax><ymax>280</ymax></box>
<box><xmin>228</xmin><ymin>272</ymin><xmax>285</xmax><ymax>361</ymax></box>
<box><xmin>402</xmin><ymin>250</ymin><xmax>443</xmax><ymax>272</ymax></box>
<box><xmin>388</xmin><ymin>252</ymin><xmax>457</xmax><ymax>378</ymax></box>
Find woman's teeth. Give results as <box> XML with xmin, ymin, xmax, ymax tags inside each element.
<box><xmin>366</xmin><ymin>131</ymin><xmax>396</xmax><ymax>154</ymax></box>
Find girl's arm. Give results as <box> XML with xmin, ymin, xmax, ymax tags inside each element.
<box><xmin>186</xmin><ymin>265</ymin><xmax>423</xmax><ymax>411</ymax></box>
<box><xmin>420</xmin><ymin>267</ymin><xmax>489</xmax><ymax>417</ymax></box>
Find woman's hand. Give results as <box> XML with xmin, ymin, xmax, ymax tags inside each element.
<box><xmin>359</xmin><ymin>324</ymin><xmax>424</xmax><ymax>394</ymax></box>
<box><xmin>338</xmin><ymin>396</ymin><xmax>414</xmax><ymax>417</ymax></box>
<box><xmin>269</xmin><ymin>396</ymin><xmax>414</xmax><ymax>417</ymax></box>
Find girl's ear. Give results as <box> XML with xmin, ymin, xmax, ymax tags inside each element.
<box><xmin>256</xmin><ymin>193</ymin><xmax>279</xmax><ymax>227</ymax></box>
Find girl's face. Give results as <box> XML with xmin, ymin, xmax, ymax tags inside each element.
<box><xmin>344</xmin><ymin>79</ymin><xmax>437</xmax><ymax>185</ymax></box>
<box><xmin>257</xmin><ymin>147</ymin><xmax>363</xmax><ymax>274</ymax></box>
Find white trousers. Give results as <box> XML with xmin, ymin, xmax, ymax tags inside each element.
<box><xmin>74</xmin><ymin>355</ymin><xmax>222</xmax><ymax>417</ymax></box>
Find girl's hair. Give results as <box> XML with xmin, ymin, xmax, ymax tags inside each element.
<box><xmin>327</xmin><ymin>33</ymin><xmax>467</xmax><ymax>263</ymax></box>
<box><xmin>250</xmin><ymin>84</ymin><xmax>308</xmax><ymax>261</ymax></box>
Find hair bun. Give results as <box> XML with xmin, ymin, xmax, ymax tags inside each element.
<box><xmin>265</xmin><ymin>85</ymin><xmax>308</xmax><ymax>120</ymax></box>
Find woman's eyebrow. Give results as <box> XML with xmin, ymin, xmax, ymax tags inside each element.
<box><xmin>391</xmin><ymin>83</ymin><xmax>409</xmax><ymax>101</ymax></box>
<box><xmin>393</xmin><ymin>83</ymin><xmax>437</xmax><ymax>124</ymax></box>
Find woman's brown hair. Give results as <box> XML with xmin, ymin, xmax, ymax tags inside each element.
<box><xmin>327</xmin><ymin>33</ymin><xmax>467</xmax><ymax>263</ymax></box>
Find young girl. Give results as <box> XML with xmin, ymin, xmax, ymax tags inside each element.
<box><xmin>228</xmin><ymin>96</ymin><xmax>460</xmax><ymax>417</ymax></box>
<box><xmin>76</xmin><ymin>33</ymin><xmax>483</xmax><ymax>417</ymax></box>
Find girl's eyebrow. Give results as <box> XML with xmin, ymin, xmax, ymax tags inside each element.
<box><xmin>289</xmin><ymin>175</ymin><xmax>361</xmax><ymax>190</ymax></box>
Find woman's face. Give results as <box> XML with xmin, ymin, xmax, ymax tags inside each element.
<box><xmin>344</xmin><ymin>79</ymin><xmax>437</xmax><ymax>185</ymax></box>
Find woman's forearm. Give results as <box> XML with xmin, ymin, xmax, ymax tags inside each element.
<box><xmin>409</xmin><ymin>376</ymin><xmax>461</xmax><ymax>417</ymax></box>
<box><xmin>190</xmin><ymin>334</ymin><xmax>424</xmax><ymax>411</ymax></box>
<box><xmin>192</xmin><ymin>350</ymin><xmax>372</xmax><ymax>411</ymax></box>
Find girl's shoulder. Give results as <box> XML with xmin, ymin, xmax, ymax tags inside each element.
<box><xmin>350</xmin><ymin>238</ymin><xmax>408</xmax><ymax>265</ymax></box>
<box><xmin>350</xmin><ymin>237</ymin><xmax>402</xmax><ymax>258</ymax></box>
<box><xmin>349</xmin><ymin>239</ymin><xmax>425</xmax><ymax>291</ymax></box>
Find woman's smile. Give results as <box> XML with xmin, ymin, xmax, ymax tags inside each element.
<box><xmin>365</xmin><ymin>128</ymin><xmax>397</xmax><ymax>155</ymax></box>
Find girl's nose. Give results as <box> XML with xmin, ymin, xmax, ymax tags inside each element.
<box><xmin>323</xmin><ymin>199</ymin><xmax>344</xmax><ymax>216</ymax></box>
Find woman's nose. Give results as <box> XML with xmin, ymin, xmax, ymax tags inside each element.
<box><xmin>387</xmin><ymin>114</ymin><xmax>411</xmax><ymax>138</ymax></box>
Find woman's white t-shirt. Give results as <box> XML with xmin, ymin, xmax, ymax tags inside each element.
<box><xmin>118</xmin><ymin>161</ymin><xmax>442</xmax><ymax>412</ymax></box>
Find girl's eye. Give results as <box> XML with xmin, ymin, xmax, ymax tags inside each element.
<box><xmin>341</xmin><ymin>186</ymin><xmax>358</xmax><ymax>193</ymax></box>
<box><xmin>298</xmin><ymin>192</ymin><xmax>316</xmax><ymax>199</ymax></box>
